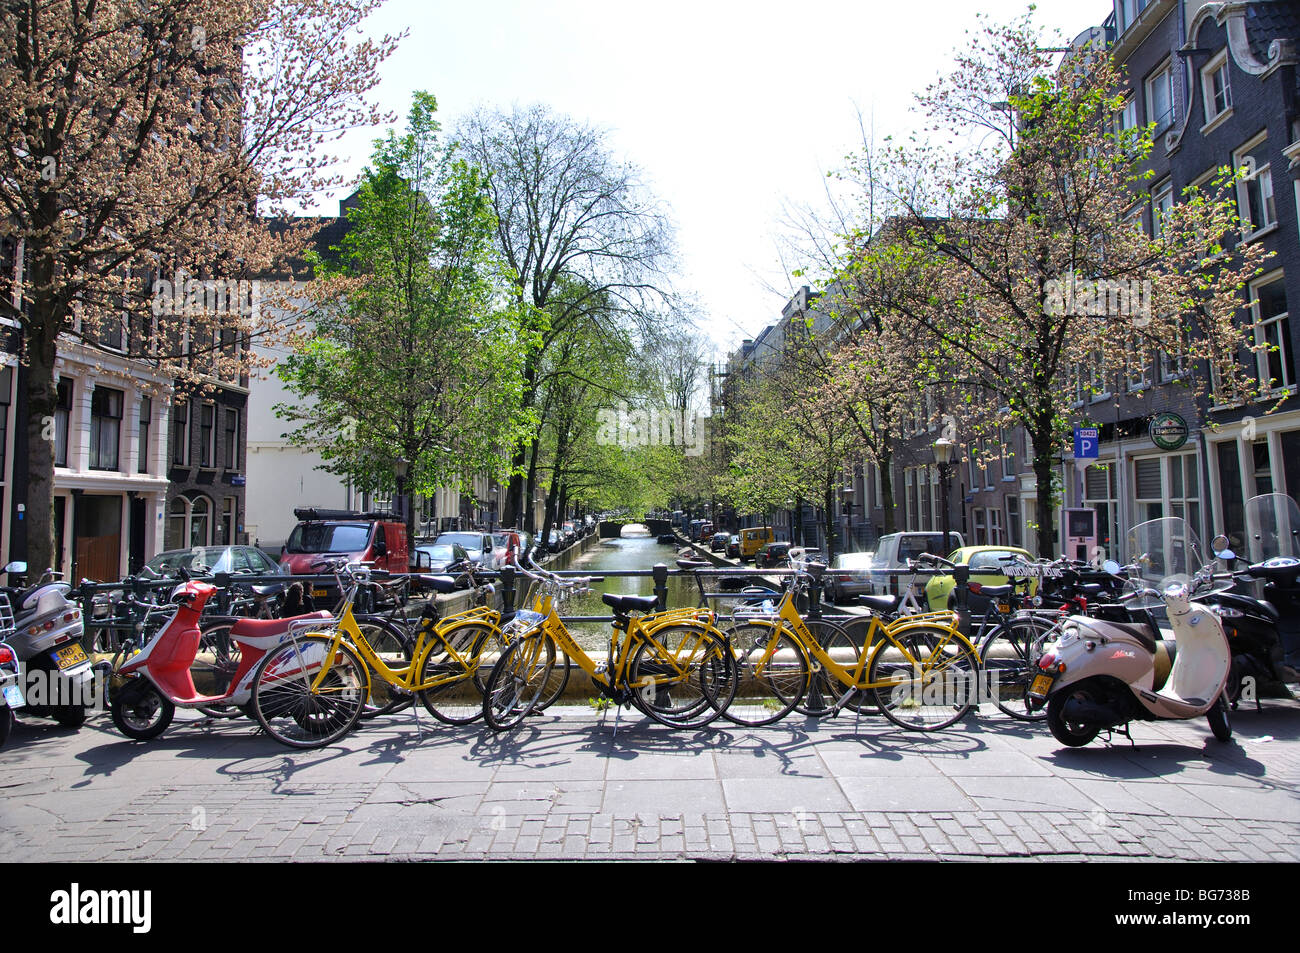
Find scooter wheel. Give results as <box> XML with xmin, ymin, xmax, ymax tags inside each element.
<box><xmin>110</xmin><ymin>680</ymin><xmax>175</xmax><ymax>741</ymax></box>
<box><xmin>1206</xmin><ymin>693</ymin><xmax>1232</xmax><ymax>742</ymax></box>
<box><xmin>53</xmin><ymin>705</ymin><xmax>87</xmax><ymax>729</ymax></box>
<box><xmin>1046</xmin><ymin>689</ymin><xmax>1101</xmax><ymax>748</ymax></box>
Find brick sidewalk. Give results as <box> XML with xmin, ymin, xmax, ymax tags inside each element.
<box><xmin>2</xmin><ymin>701</ymin><xmax>1297</xmax><ymax>861</ymax></box>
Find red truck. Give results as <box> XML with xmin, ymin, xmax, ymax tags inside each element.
<box><xmin>279</xmin><ymin>509</ymin><xmax>409</xmax><ymax>600</ymax></box>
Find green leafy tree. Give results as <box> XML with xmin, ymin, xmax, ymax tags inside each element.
<box><xmin>276</xmin><ymin>92</ymin><xmax>535</xmax><ymax>542</ymax></box>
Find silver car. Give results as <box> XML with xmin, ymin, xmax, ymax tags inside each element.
<box><xmin>823</xmin><ymin>551</ymin><xmax>877</xmax><ymax>604</ymax></box>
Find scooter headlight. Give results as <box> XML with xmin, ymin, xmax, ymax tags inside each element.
<box><xmin>1208</xmin><ymin>605</ymin><xmax>1243</xmax><ymax>619</ymax></box>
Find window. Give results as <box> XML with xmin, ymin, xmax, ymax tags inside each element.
<box><xmin>1125</xmin><ymin>340</ymin><xmax>1153</xmax><ymax>392</ymax></box>
<box><xmin>973</xmin><ymin>509</ymin><xmax>986</xmax><ymax>546</ymax></box>
<box><xmin>223</xmin><ymin>408</ymin><xmax>239</xmax><ymax>470</ymax></box>
<box><xmin>1201</xmin><ymin>51</ymin><xmax>1232</xmax><ymax>126</ymax></box>
<box><xmin>89</xmin><ymin>387</ymin><xmax>123</xmax><ymax>470</ymax></box>
<box><xmin>166</xmin><ymin>493</ymin><xmax>212</xmax><ymax>550</ymax></box>
<box><xmin>1160</xmin><ymin>324</ymin><xmax>1190</xmax><ymax>381</ymax></box>
<box><xmin>1151</xmin><ymin>178</ymin><xmax>1173</xmax><ymax>239</ymax></box>
<box><xmin>222</xmin><ymin>498</ymin><xmax>236</xmax><ymax>545</ymax></box>
<box><xmin>1235</xmin><ymin>134</ymin><xmax>1276</xmax><ymax>234</ymax></box>
<box><xmin>1007</xmin><ymin>497</ymin><xmax>1022</xmax><ymax>548</ymax></box>
<box><xmin>1134</xmin><ymin>457</ymin><xmax>1163</xmax><ymax>523</ymax></box>
<box><xmin>199</xmin><ymin>402</ymin><xmax>216</xmax><ymax>467</ymax></box>
<box><xmin>1251</xmin><ymin>272</ymin><xmax>1293</xmax><ymax>394</ymax></box>
<box><xmin>988</xmin><ymin>507</ymin><xmax>1003</xmax><ymax>546</ymax></box>
<box><xmin>172</xmin><ymin>398</ymin><xmax>189</xmax><ymax>466</ymax></box>
<box><xmin>1145</xmin><ymin>61</ymin><xmax>1175</xmax><ymax>135</ymax></box>
<box><xmin>1115</xmin><ymin>0</ymin><xmax>1148</xmax><ymax>35</ymax></box>
<box><xmin>1168</xmin><ymin>453</ymin><xmax>1201</xmax><ymax>540</ymax></box>
<box><xmin>137</xmin><ymin>396</ymin><xmax>151</xmax><ymax>474</ymax></box>
<box><xmin>1000</xmin><ymin>428</ymin><xmax>1015</xmax><ymax>479</ymax></box>
<box><xmin>1084</xmin><ymin>463</ymin><xmax>1119</xmax><ymax>560</ymax></box>
<box><xmin>54</xmin><ymin>379</ymin><xmax>72</xmax><ymax>468</ymax></box>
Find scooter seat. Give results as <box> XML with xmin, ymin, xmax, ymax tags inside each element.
<box><xmin>230</xmin><ymin>611</ymin><xmax>333</xmax><ymax>642</ymax></box>
<box><xmin>1105</xmin><ymin>621</ymin><xmax>1161</xmax><ymax>654</ymax></box>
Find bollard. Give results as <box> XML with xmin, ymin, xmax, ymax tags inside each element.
<box><xmin>500</xmin><ymin>565</ymin><xmax>516</xmax><ymax>613</ymax></box>
<box><xmin>952</xmin><ymin>563</ymin><xmax>972</xmax><ymax>639</ymax></box>
<box><xmin>652</xmin><ymin>563</ymin><xmax>668</xmax><ymax>612</ymax></box>
<box><xmin>214</xmin><ymin>572</ymin><xmax>232</xmax><ymax>614</ymax></box>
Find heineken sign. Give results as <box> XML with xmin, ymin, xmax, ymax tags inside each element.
<box><xmin>1149</xmin><ymin>411</ymin><xmax>1189</xmax><ymax>450</ymax></box>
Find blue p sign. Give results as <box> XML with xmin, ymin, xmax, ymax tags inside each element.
<box><xmin>1074</xmin><ymin>427</ymin><xmax>1099</xmax><ymax>459</ymax></box>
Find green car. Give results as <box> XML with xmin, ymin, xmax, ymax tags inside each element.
<box><xmin>924</xmin><ymin>546</ymin><xmax>1038</xmax><ymax>610</ymax></box>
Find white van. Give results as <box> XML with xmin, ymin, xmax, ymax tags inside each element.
<box><xmin>869</xmin><ymin>531</ymin><xmax>965</xmax><ymax>595</ymax></box>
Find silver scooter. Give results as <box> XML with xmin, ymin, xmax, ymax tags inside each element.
<box><xmin>1027</xmin><ymin>517</ymin><xmax>1232</xmax><ymax>747</ymax></box>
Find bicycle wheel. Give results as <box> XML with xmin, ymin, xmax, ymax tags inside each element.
<box><xmin>868</xmin><ymin>627</ymin><xmax>979</xmax><ymax>731</ymax></box>
<box><xmin>628</xmin><ymin>624</ymin><xmax>736</xmax><ymax>729</ymax></box>
<box><xmin>251</xmin><ymin>635</ymin><xmax>368</xmax><ymax>749</ymax></box>
<box><xmin>354</xmin><ymin>616</ymin><xmax>414</xmax><ymax>719</ymax></box>
<box><xmin>721</xmin><ymin>621</ymin><xmax>810</xmax><ymax>727</ymax></box>
<box><xmin>796</xmin><ymin>619</ymin><xmax>862</xmax><ymax>717</ymax></box>
<box><xmin>482</xmin><ymin>633</ymin><xmax>556</xmax><ymax>731</ymax></box>
<box><xmin>537</xmin><ymin>648</ymin><xmax>571</xmax><ymax>711</ymax></box>
<box><xmin>417</xmin><ymin>621</ymin><xmax>500</xmax><ymax>726</ymax></box>
<box><xmin>979</xmin><ymin>617</ymin><xmax>1056</xmax><ymax>721</ymax></box>
<box><xmin>192</xmin><ymin>621</ymin><xmax>243</xmax><ymax>719</ymax></box>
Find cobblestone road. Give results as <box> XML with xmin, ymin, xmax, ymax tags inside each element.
<box><xmin>3</xmin><ymin>700</ymin><xmax>1298</xmax><ymax>861</ymax></box>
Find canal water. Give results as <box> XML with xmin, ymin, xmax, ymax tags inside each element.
<box><xmin>525</xmin><ymin>526</ymin><xmax>706</xmax><ymax>650</ymax></box>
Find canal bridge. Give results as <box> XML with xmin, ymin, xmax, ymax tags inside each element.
<box><xmin>598</xmin><ymin>518</ymin><xmax>673</xmax><ymax>538</ymax></box>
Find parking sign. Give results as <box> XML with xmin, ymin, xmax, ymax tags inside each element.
<box><xmin>1073</xmin><ymin>427</ymin><xmax>1099</xmax><ymax>459</ymax></box>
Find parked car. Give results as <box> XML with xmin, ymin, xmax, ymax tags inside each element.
<box><xmin>739</xmin><ymin>526</ymin><xmax>775</xmax><ymax>561</ymax></box>
<box><xmin>709</xmin><ymin>531</ymin><xmax>730</xmax><ymax>552</ymax></box>
<box><xmin>280</xmin><ymin>509</ymin><xmax>409</xmax><ymax>602</ymax></box>
<box><xmin>756</xmin><ymin>541</ymin><xmax>793</xmax><ymax>569</ymax></box>
<box><xmin>923</xmin><ymin>545</ymin><xmax>1038</xmax><ymax>611</ymax></box>
<box><xmin>869</xmin><ymin>531</ymin><xmax>965</xmax><ymax>595</ymax></box>
<box><xmin>725</xmin><ymin>535</ymin><xmax>741</xmax><ymax>559</ymax></box>
<box><xmin>823</xmin><ymin>551</ymin><xmax>878</xmax><ymax>604</ymax></box>
<box><xmin>147</xmin><ymin>545</ymin><xmax>286</xmax><ymax>578</ymax></box>
<box><xmin>695</xmin><ymin>521</ymin><xmax>715</xmax><ymax>542</ymax></box>
<box><xmin>433</xmin><ymin>532</ymin><xmax>494</xmax><ymax>568</ymax></box>
<box><xmin>490</xmin><ymin>530</ymin><xmax>522</xmax><ymax>568</ymax></box>
<box><xmin>412</xmin><ymin>542</ymin><xmax>472</xmax><ymax>575</ymax></box>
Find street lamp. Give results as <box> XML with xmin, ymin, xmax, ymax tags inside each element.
<box><xmin>932</xmin><ymin>437</ymin><xmax>955</xmax><ymax>552</ymax></box>
<box><xmin>841</xmin><ymin>483</ymin><xmax>855</xmax><ymax>554</ymax></box>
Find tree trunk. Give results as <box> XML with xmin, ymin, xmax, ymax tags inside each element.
<box><xmin>1032</xmin><ymin>425</ymin><xmax>1056</xmax><ymax>557</ymax></box>
<box><xmin>23</xmin><ymin>293</ymin><xmax>61</xmax><ymax>578</ymax></box>
<box><xmin>879</xmin><ymin>457</ymin><xmax>896</xmax><ymax>536</ymax></box>
<box><xmin>823</xmin><ymin>483</ymin><xmax>835</xmax><ymax>561</ymax></box>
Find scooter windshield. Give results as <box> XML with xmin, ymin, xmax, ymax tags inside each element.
<box><xmin>1126</xmin><ymin>516</ymin><xmax>1219</xmax><ymax>608</ymax></box>
<box><xmin>1242</xmin><ymin>493</ymin><xmax>1300</xmax><ymax>563</ymax></box>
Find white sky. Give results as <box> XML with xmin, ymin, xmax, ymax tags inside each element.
<box><xmin>314</xmin><ymin>0</ymin><xmax>1104</xmax><ymax>363</ymax></box>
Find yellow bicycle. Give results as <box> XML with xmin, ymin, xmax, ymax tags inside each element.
<box><xmin>725</xmin><ymin>562</ymin><xmax>982</xmax><ymax>731</ymax></box>
<box><xmin>481</xmin><ymin>556</ymin><xmax>737</xmax><ymax>731</ymax></box>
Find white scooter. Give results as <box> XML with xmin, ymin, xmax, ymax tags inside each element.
<box><xmin>1027</xmin><ymin>517</ymin><xmax>1233</xmax><ymax>748</ymax></box>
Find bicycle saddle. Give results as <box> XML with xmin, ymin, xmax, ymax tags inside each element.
<box><xmin>972</xmin><ymin>583</ymin><xmax>1013</xmax><ymax>598</ymax></box>
<box><xmin>858</xmin><ymin>594</ymin><xmax>903</xmax><ymax>614</ymax></box>
<box><xmin>601</xmin><ymin>593</ymin><xmax>659</xmax><ymax>614</ymax></box>
<box><xmin>417</xmin><ymin>575</ymin><xmax>459</xmax><ymax>593</ymax></box>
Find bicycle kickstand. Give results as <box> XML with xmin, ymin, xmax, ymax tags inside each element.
<box><xmin>408</xmin><ymin>689</ymin><xmax>424</xmax><ymax>741</ymax></box>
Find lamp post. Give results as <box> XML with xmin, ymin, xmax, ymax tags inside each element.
<box><xmin>932</xmin><ymin>438</ymin><xmax>955</xmax><ymax>552</ymax></box>
<box><xmin>842</xmin><ymin>484</ymin><xmax>855</xmax><ymax>554</ymax></box>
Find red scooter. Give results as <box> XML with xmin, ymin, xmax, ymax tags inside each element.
<box><xmin>110</xmin><ymin>580</ymin><xmax>331</xmax><ymax>741</ymax></box>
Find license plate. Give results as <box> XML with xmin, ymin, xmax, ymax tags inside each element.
<box><xmin>1029</xmin><ymin>674</ymin><xmax>1054</xmax><ymax>697</ymax></box>
<box><xmin>312</xmin><ymin>588</ymin><xmax>328</xmax><ymax>599</ymax></box>
<box><xmin>998</xmin><ymin>604</ymin><xmax>1011</xmax><ymax>613</ymax></box>
<box><xmin>2</xmin><ymin>683</ymin><xmax>23</xmax><ymax>708</ymax></box>
<box><xmin>52</xmin><ymin>643</ymin><xmax>88</xmax><ymax>671</ymax></box>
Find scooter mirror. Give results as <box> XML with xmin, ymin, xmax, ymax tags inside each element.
<box><xmin>1215</xmin><ymin>548</ymin><xmax>1237</xmax><ymax>562</ymax></box>
<box><xmin>3</xmin><ymin>561</ymin><xmax>26</xmax><ymax>574</ymax></box>
<box><xmin>1211</xmin><ymin>533</ymin><xmax>1231</xmax><ymax>557</ymax></box>
<box><xmin>1101</xmin><ymin>559</ymin><xmax>1121</xmax><ymax>575</ymax></box>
